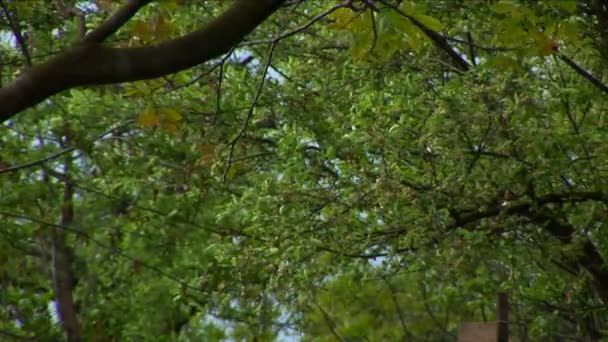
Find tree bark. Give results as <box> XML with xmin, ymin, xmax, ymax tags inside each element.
<box><xmin>0</xmin><ymin>0</ymin><xmax>285</xmax><ymax>122</ymax></box>
<box><xmin>52</xmin><ymin>231</ymin><xmax>80</xmax><ymax>342</ymax></box>
<box><xmin>52</xmin><ymin>155</ymin><xmax>80</xmax><ymax>341</ymax></box>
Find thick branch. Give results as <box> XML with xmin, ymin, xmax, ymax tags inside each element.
<box><xmin>0</xmin><ymin>0</ymin><xmax>286</xmax><ymax>121</ymax></box>
<box><xmin>450</xmin><ymin>191</ymin><xmax>608</xmax><ymax>303</ymax></box>
<box><xmin>452</xmin><ymin>191</ymin><xmax>608</xmax><ymax>227</ymax></box>
<box><xmin>526</xmin><ymin>211</ymin><xmax>608</xmax><ymax>303</ymax></box>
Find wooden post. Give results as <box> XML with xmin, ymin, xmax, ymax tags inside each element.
<box><xmin>459</xmin><ymin>293</ymin><xmax>509</xmax><ymax>342</ymax></box>
<box><xmin>497</xmin><ymin>292</ymin><xmax>508</xmax><ymax>342</ymax></box>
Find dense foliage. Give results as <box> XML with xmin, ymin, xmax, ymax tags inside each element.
<box><xmin>1</xmin><ymin>0</ymin><xmax>608</xmax><ymax>340</ymax></box>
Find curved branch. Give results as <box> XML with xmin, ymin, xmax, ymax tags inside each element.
<box><xmin>0</xmin><ymin>0</ymin><xmax>286</xmax><ymax>122</ymax></box>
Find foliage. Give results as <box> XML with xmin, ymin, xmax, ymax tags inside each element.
<box><xmin>1</xmin><ymin>0</ymin><xmax>608</xmax><ymax>340</ymax></box>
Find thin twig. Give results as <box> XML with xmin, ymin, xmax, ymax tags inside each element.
<box><xmin>0</xmin><ymin>0</ymin><xmax>31</xmax><ymax>66</ymax></box>
<box><xmin>71</xmin><ymin>183</ymin><xmax>245</xmax><ymax>237</ymax></box>
<box><xmin>368</xmin><ymin>10</ymin><xmax>378</xmax><ymax>53</ymax></box>
<box><xmin>0</xmin><ymin>328</ymin><xmax>33</xmax><ymax>341</ymax></box>
<box><xmin>445</xmin><ymin>35</ymin><xmax>520</xmax><ymax>52</ymax></box>
<box><xmin>269</xmin><ymin>62</ymin><xmax>318</xmax><ymax>94</ymax></box>
<box><xmin>239</xmin><ymin>1</ymin><xmax>351</xmax><ymax>47</ymax></box>
<box><xmin>0</xmin><ymin>210</ymin><xmax>200</xmax><ymax>291</ymax></box>
<box><xmin>84</xmin><ymin>0</ymin><xmax>153</xmax><ymax>43</ymax></box>
<box><xmin>216</xmin><ymin>50</ymin><xmax>231</xmax><ymax>117</ymax></box>
<box><xmin>466</xmin><ymin>32</ymin><xmax>476</xmax><ymax>66</ymax></box>
<box><xmin>0</xmin><ymin>146</ymin><xmax>76</xmax><ymax>175</ymax></box>
<box><xmin>161</xmin><ymin>49</ymin><xmax>234</xmax><ymax>95</ymax></box>
<box><xmin>314</xmin><ymin>300</ymin><xmax>346</xmax><ymax>342</ymax></box>
<box><xmin>221</xmin><ymin>2</ymin><xmax>351</xmax><ymax>181</ymax></box>
<box><xmin>0</xmin><ymin>120</ymin><xmax>133</xmax><ymax>175</ymax></box>
<box><xmin>382</xmin><ymin>276</ymin><xmax>412</xmax><ymax>339</ymax></box>
<box><xmin>558</xmin><ymin>53</ymin><xmax>608</xmax><ymax>96</ymax></box>
<box><xmin>223</xmin><ymin>41</ymin><xmax>277</xmax><ymax>181</ymax></box>
<box><xmin>381</xmin><ymin>0</ymin><xmax>470</xmax><ymax>71</ymax></box>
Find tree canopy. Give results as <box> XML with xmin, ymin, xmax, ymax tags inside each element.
<box><xmin>1</xmin><ymin>0</ymin><xmax>608</xmax><ymax>340</ymax></box>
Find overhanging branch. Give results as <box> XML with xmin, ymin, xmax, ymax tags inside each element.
<box><xmin>0</xmin><ymin>0</ymin><xmax>286</xmax><ymax>122</ymax></box>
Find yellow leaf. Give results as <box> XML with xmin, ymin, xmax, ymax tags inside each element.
<box><xmin>97</xmin><ymin>0</ymin><xmax>115</xmax><ymax>12</ymax></box>
<box><xmin>417</xmin><ymin>14</ymin><xmax>441</xmax><ymax>32</ymax></box>
<box><xmin>159</xmin><ymin>0</ymin><xmax>180</xmax><ymax>11</ymax></box>
<box><xmin>198</xmin><ymin>143</ymin><xmax>216</xmax><ymax>166</ymax></box>
<box><xmin>557</xmin><ymin>21</ymin><xmax>579</xmax><ymax>44</ymax></box>
<box><xmin>557</xmin><ymin>0</ymin><xmax>577</xmax><ymax>13</ymax></box>
<box><xmin>164</xmin><ymin>122</ymin><xmax>178</xmax><ymax>134</ymax></box>
<box><xmin>403</xmin><ymin>24</ymin><xmax>424</xmax><ymax>50</ymax></box>
<box><xmin>348</xmin><ymin>13</ymin><xmax>369</xmax><ymax>32</ymax></box>
<box><xmin>150</xmin><ymin>13</ymin><xmax>175</xmax><ymax>40</ymax></box>
<box><xmin>136</xmin><ymin>105</ymin><xmax>160</xmax><ymax>128</ymax></box>
<box><xmin>398</xmin><ymin>1</ymin><xmax>417</xmax><ymax>14</ymax></box>
<box><xmin>395</xmin><ymin>2</ymin><xmax>440</xmax><ymax>47</ymax></box>
<box><xmin>176</xmin><ymin>72</ymin><xmax>190</xmax><ymax>84</ymax></box>
<box><xmin>533</xmin><ymin>31</ymin><xmax>558</xmax><ymax>56</ymax></box>
<box><xmin>328</xmin><ymin>8</ymin><xmax>356</xmax><ymax>29</ymax></box>
<box><xmin>124</xmin><ymin>86</ymin><xmax>140</xmax><ymax>97</ymax></box>
<box><xmin>489</xmin><ymin>55</ymin><xmax>521</xmax><ymax>71</ymax></box>
<box><xmin>157</xmin><ymin>107</ymin><xmax>182</xmax><ymax>134</ymax></box>
<box><xmin>493</xmin><ymin>0</ymin><xmax>521</xmax><ymax>16</ymax></box>
<box><xmin>162</xmin><ymin>107</ymin><xmax>182</xmax><ymax>123</ymax></box>
<box><xmin>350</xmin><ymin>37</ymin><xmax>370</xmax><ymax>60</ymax></box>
<box><xmin>123</xmin><ymin>82</ymin><xmax>146</xmax><ymax>97</ymax></box>
<box><xmin>131</xmin><ymin>20</ymin><xmax>153</xmax><ymax>42</ymax></box>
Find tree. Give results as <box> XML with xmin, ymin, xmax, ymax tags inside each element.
<box><xmin>2</xmin><ymin>0</ymin><xmax>608</xmax><ymax>340</ymax></box>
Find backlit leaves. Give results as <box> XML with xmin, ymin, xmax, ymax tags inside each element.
<box><xmin>130</xmin><ymin>13</ymin><xmax>176</xmax><ymax>43</ymax></box>
<box><xmin>327</xmin><ymin>2</ymin><xmax>443</xmax><ymax>59</ymax></box>
<box><xmin>136</xmin><ymin>105</ymin><xmax>182</xmax><ymax>134</ymax></box>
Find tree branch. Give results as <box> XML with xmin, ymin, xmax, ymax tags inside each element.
<box><xmin>448</xmin><ymin>191</ymin><xmax>608</xmax><ymax>303</ymax></box>
<box><xmin>451</xmin><ymin>191</ymin><xmax>608</xmax><ymax>228</ymax></box>
<box><xmin>382</xmin><ymin>0</ymin><xmax>470</xmax><ymax>72</ymax></box>
<box><xmin>51</xmin><ymin>156</ymin><xmax>80</xmax><ymax>341</ymax></box>
<box><xmin>558</xmin><ymin>53</ymin><xmax>608</xmax><ymax>96</ymax></box>
<box><xmin>0</xmin><ymin>210</ymin><xmax>200</xmax><ymax>292</ymax></box>
<box><xmin>0</xmin><ymin>0</ymin><xmax>32</xmax><ymax>66</ymax></box>
<box><xmin>223</xmin><ymin>41</ymin><xmax>277</xmax><ymax>182</ymax></box>
<box><xmin>0</xmin><ymin>0</ymin><xmax>286</xmax><ymax>121</ymax></box>
<box><xmin>83</xmin><ymin>0</ymin><xmax>154</xmax><ymax>43</ymax></box>
<box><xmin>0</xmin><ymin>119</ymin><xmax>133</xmax><ymax>175</ymax></box>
